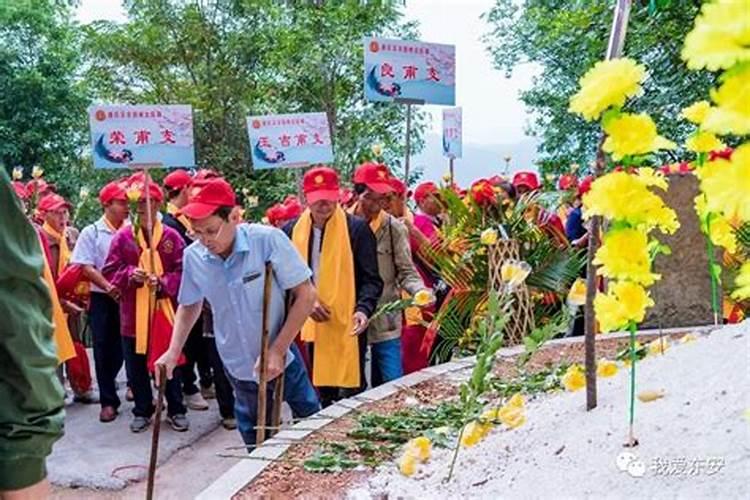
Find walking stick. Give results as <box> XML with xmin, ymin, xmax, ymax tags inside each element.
<box><xmin>256</xmin><ymin>262</ymin><xmax>274</xmax><ymax>445</ymax></box>
<box><xmin>146</xmin><ymin>364</ymin><xmax>167</xmax><ymax>500</ymax></box>
<box><xmin>270</xmin><ymin>367</ymin><xmax>286</xmax><ymax>437</ymax></box>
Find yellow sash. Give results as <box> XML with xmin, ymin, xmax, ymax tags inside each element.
<box><xmin>292</xmin><ymin>207</ymin><xmax>359</xmax><ymax>387</ymax></box>
<box><xmin>38</xmin><ymin>235</ymin><xmax>75</xmax><ymax>364</ymax></box>
<box><xmin>167</xmin><ymin>203</ymin><xmax>193</xmax><ymax>233</ymax></box>
<box><xmin>134</xmin><ymin>221</ymin><xmax>175</xmax><ymax>354</ymax></box>
<box><xmin>42</xmin><ymin>222</ymin><xmax>71</xmax><ymax>277</ymax></box>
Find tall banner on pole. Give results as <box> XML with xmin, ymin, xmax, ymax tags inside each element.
<box><xmin>363</xmin><ymin>36</ymin><xmax>455</xmax><ymax>105</ymax></box>
<box><xmin>246</xmin><ymin>112</ymin><xmax>334</xmax><ymax>170</ymax></box>
<box><xmin>442</xmin><ymin>107</ymin><xmax>462</xmax><ymax>159</ymax></box>
<box><xmin>88</xmin><ymin>105</ymin><xmax>195</xmax><ymax>169</ymax></box>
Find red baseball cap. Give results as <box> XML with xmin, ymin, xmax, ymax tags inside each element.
<box><xmin>413</xmin><ymin>182</ymin><xmax>439</xmax><ymax>204</ymax></box>
<box><xmin>265</xmin><ymin>204</ymin><xmax>286</xmax><ymax>226</ymax></box>
<box><xmin>578</xmin><ymin>175</ymin><xmax>594</xmax><ymax>197</ymax></box>
<box><xmin>25</xmin><ymin>179</ymin><xmax>51</xmax><ymax>198</ymax></box>
<box><xmin>99</xmin><ymin>181</ymin><xmax>127</xmax><ymax>204</ymax></box>
<box><xmin>163</xmin><ymin>169</ymin><xmax>192</xmax><ymax>190</ymax></box>
<box><xmin>179</xmin><ymin>178</ymin><xmax>236</xmax><ymax>220</ymax></box>
<box><xmin>38</xmin><ymin>193</ymin><xmax>71</xmax><ymax>212</ymax></box>
<box><xmin>353</xmin><ymin>162</ymin><xmax>394</xmax><ymax>194</ymax></box>
<box><xmin>282</xmin><ymin>196</ymin><xmax>304</xmax><ymax>219</ymax></box>
<box><xmin>303</xmin><ymin>167</ymin><xmax>340</xmax><ymax>205</ymax></box>
<box><xmin>558</xmin><ymin>174</ymin><xmax>579</xmax><ymax>191</ymax></box>
<box><xmin>12</xmin><ymin>181</ymin><xmax>28</xmax><ymax>200</ymax></box>
<box><xmin>194</xmin><ymin>168</ymin><xmax>220</xmax><ymax>181</ymax></box>
<box><xmin>513</xmin><ymin>171</ymin><xmax>540</xmax><ymax>191</ymax></box>
<box><xmin>389</xmin><ymin>177</ymin><xmax>408</xmax><ymax>197</ymax></box>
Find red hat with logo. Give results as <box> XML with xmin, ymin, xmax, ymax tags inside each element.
<box><xmin>265</xmin><ymin>204</ymin><xmax>286</xmax><ymax>226</ymax></box>
<box><xmin>578</xmin><ymin>175</ymin><xmax>594</xmax><ymax>197</ymax></box>
<box><xmin>179</xmin><ymin>178</ymin><xmax>236</xmax><ymax>220</ymax></box>
<box><xmin>303</xmin><ymin>167</ymin><xmax>340</xmax><ymax>205</ymax></box>
<box><xmin>512</xmin><ymin>171</ymin><xmax>540</xmax><ymax>191</ymax></box>
<box><xmin>413</xmin><ymin>181</ymin><xmax>439</xmax><ymax>204</ymax></box>
<box><xmin>98</xmin><ymin>181</ymin><xmax>127</xmax><ymax>204</ymax></box>
<box><xmin>38</xmin><ymin>193</ymin><xmax>71</xmax><ymax>212</ymax></box>
<box><xmin>163</xmin><ymin>169</ymin><xmax>192</xmax><ymax>190</ymax></box>
<box><xmin>389</xmin><ymin>177</ymin><xmax>409</xmax><ymax>197</ymax></box>
<box><xmin>353</xmin><ymin>162</ymin><xmax>394</xmax><ymax>194</ymax></box>
<box><xmin>557</xmin><ymin>174</ymin><xmax>578</xmax><ymax>191</ymax></box>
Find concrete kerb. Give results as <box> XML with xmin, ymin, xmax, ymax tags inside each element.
<box><xmin>197</xmin><ymin>323</ymin><xmax>710</xmax><ymax>499</ymax></box>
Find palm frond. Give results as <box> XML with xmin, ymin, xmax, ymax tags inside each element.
<box><xmin>527</xmin><ymin>248</ymin><xmax>586</xmax><ymax>293</ymax></box>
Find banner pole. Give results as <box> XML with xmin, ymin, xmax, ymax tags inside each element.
<box><xmin>449</xmin><ymin>157</ymin><xmax>454</xmax><ymax>185</ymax></box>
<box><xmin>404</xmin><ymin>103</ymin><xmax>412</xmax><ymax>183</ymax></box>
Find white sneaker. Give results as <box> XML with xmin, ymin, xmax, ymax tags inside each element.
<box><xmin>185</xmin><ymin>392</ymin><xmax>209</xmax><ymax>411</ymax></box>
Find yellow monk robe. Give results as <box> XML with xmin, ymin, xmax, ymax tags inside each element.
<box><xmin>38</xmin><ymin>235</ymin><xmax>75</xmax><ymax>364</ymax></box>
<box><xmin>292</xmin><ymin>206</ymin><xmax>359</xmax><ymax>388</ymax></box>
<box><xmin>167</xmin><ymin>202</ymin><xmax>193</xmax><ymax>233</ymax></box>
<box><xmin>134</xmin><ymin>221</ymin><xmax>175</xmax><ymax>355</ymax></box>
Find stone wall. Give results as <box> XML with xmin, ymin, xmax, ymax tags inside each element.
<box><xmin>642</xmin><ymin>174</ymin><xmax>718</xmax><ymax>329</ymax></box>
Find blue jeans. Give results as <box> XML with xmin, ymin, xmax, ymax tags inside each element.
<box><xmin>370</xmin><ymin>337</ymin><xmax>403</xmax><ymax>387</ymax></box>
<box><xmin>226</xmin><ymin>343</ymin><xmax>320</xmax><ymax>447</ymax></box>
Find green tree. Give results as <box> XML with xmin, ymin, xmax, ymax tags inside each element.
<box><xmin>483</xmin><ymin>0</ymin><xmax>715</xmax><ymax>176</ymax></box>
<box><xmin>0</xmin><ymin>0</ymin><xmax>90</xmax><ymax>195</ymax></box>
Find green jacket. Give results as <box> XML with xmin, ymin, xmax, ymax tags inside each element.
<box><xmin>0</xmin><ymin>169</ymin><xmax>65</xmax><ymax>491</ymax></box>
<box><xmin>367</xmin><ymin>214</ymin><xmax>425</xmax><ymax>344</ymax></box>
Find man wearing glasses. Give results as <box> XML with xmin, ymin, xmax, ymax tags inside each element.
<box><xmin>155</xmin><ymin>178</ymin><xmax>320</xmax><ymax>447</ymax></box>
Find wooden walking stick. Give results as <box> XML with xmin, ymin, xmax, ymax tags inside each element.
<box><xmin>256</xmin><ymin>262</ymin><xmax>274</xmax><ymax>445</ymax></box>
<box><xmin>146</xmin><ymin>364</ymin><xmax>167</xmax><ymax>500</ymax></box>
<box><xmin>270</xmin><ymin>366</ymin><xmax>286</xmax><ymax>437</ymax></box>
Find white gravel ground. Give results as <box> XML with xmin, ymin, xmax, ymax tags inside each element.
<box><xmin>352</xmin><ymin>321</ymin><xmax>750</xmax><ymax>499</ymax></box>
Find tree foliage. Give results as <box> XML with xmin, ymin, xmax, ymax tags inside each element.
<box><xmin>483</xmin><ymin>0</ymin><xmax>715</xmax><ymax>176</ymax></box>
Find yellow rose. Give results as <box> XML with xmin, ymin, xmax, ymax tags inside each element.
<box><xmin>506</xmin><ymin>392</ymin><xmax>525</xmax><ymax>409</ymax></box>
<box><xmin>500</xmin><ymin>260</ymin><xmax>532</xmax><ymax>288</ymax></box>
<box><xmin>126</xmin><ymin>187</ymin><xmax>142</xmax><ymax>203</ymax></box>
<box><xmin>460</xmin><ymin>421</ymin><xmax>491</xmax><ymax>448</ymax></box>
<box><xmin>596</xmin><ymin>359</ymin><xmax>619</xmax><ymax>378</ymax></box>
<box><xmin>413</xmin><ymin>289</ymin><xmax>432</xmax><ymax>307</ymax></box>
<box><xmin>398</xmin><ymin>452</ymin><xmax>417</xmax><ymax>476</ymax></box>
<box><xmin>567</xmin><ymin>278</ymin><xmax>587</xmax><ymax>307</ymax></box>
<box><xmin>12</xmin><ymin>167</ymin><xmax>23</xmax><ymax>181</ymax></box>
<box><xmin>562</xmin><ymin>364</ymin><xmax>586</xmax><ymax>392</ymax></box>
<box><xmin>480</xmin><ymin>228</ymin><xmax>498</xmax><ymax>246</ymax></box>
<box><xmin>497</xmin><ymin>406</ymin><xmax>526</xmax><ymax>429</ymax></box>
<box><xmin>406</xmin><ymin>436</ymin><xmax>431</xmax><ymax>463</ymax></box>
<box><xmin>31</xmin><ymin>166</ymin><xmax>44</xmax><ymax>179</ymax></box>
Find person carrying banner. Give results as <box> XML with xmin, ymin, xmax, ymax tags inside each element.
<box><xmin>163</xmin><ymin>169</ymin><xmax>213</xmax><ymax>411</ymax></box>
<box><xmin>283</xmin><ymin>167</ymin><xmax>383</xmax><ymax>405</ymax></box>
<box><xmin>38</xmin><ymin>193</ymin><xmax>98</xmax><ymax>404</ymax></box>
<box><xmin>103</xmin><ymin>181</ymin><xmax>188</xmax><ymax>433</ymax></box>
<box><xmin>154</xmin><ymin>178</ymin><xmax>320</xmax><ymax>446</ymax></box>
<box><xmin>70</xmin><ymin>181</ymin><xmax>131</xmax><ymax>422</ymax></box>
<box><xmin>351</xmin><ymin>163</ymin><xmax>428</xmax><ymax>386</ymax></box>
<box><xmin>0</xmin><ymin>169</ymin><xmax>65</xmax><ymax>500</ymax></box>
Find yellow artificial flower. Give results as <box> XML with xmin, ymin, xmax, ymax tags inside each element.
<box><xmin>647</xmin><ymin>337</ymin><xmax>670</xmax><ymax>356</ymax></box>
<box><xmin>413</xmin><ymin>289</ymin><xmax>433</xmax><ymax>307</ymax></box>
<box><xmin>681</xmin><ymin>100</ymin><xmax>712</xmax><ymax>125</ymax></box>
<box><xmin>126</xmin><ymin>187</ymin><xmax>142</xmax><ymax>203</ymax></box>
<box><xmin>700</xmin><ymin>143</ymin><xmax>750</xmax><ymax>222</ymax></box>
<box><xmin>597</xmin><ymin>359</ymin><xmax>619</xmax><ymax>378</ymax></box>
<box><xmin>568</xmin><ymin>58</ymin><xmax>647</xmax><ymax>121</ymax></box>
<box><xmin>506</xmin><ymin>392</ymin><xmax>525</xmax><ymax>409</ymax></box>
<box><xmin>398</xmin><ymin>452</ymin><xmax>417</xmax><ymax>476</ymax></box>
<box><xmin>567</xmin><ymin>278</ymin><xmax>587</xmax><ymax>307</ymax></box>
<box><xmin>635</xmin><ymin>167</ymin><xmax>668</xmax><ymax>191</ymax></box>
<box><xmin>681</xmin><ymin>0</ymin><xmax>750</xmax><ymax>71</ymax></box>
<box><xmin>562</xmin><ymin>364</ymin><xmax>586</xmax><ymax>392</ymax></box>
<box><xmin>31</xmin><ymin>166</ymin><xmax>44</xmax><ymax>179</ymax></box>
<box><xmin>594</xmin><ymin>281</ymin><xmax>655</xmax><ymax>333</ymax></box>
<box><xmin>695</xmin><ymin>195</ymin><xmax>738</xmax><ymax>253</ymax></box>
<box><xmin>480</xmin><ymin>228</ymin><xmax>498</xmax><ymax>246</ymax></box>
<box><xmin>637</xmin><ymin>389</ymin><xmax>665</xmax><ymax>403</ymax></box>
<box><xmin>594</xmin><ymin>228</ymin><xmax>660</xmax><ymax>286</ymax></box>
<box><xmin>703</xmin><ymin>64</ymin><xmax>750</xmax><ymax>136</ymax></box>
<box><xmin>602</xmin><ymin>113</ymin><xmax>676</xmax><ymax>160</ymax></box>
<box><xmin>405</xmin><ymin>436</ymin><xmax>431</xmax><ymax>463</ymax></box>
<box><xmin>460</xmin><ymin>421</ymin><xmax>492</xmax><ymax>448</ymax></box>
<box><xmin>501</xmin><ymin>260</ymin><xmax>532</xmax><ymax>288</ymax></box>
<box><xmin>12</xmin><ymin>167</ymin><xmax>23</xmax><ymax>181</ymax></box>
<box><xmin>732</xmin><ymin>261</ymin><xmax>750</xmax><ymax>300</ymax></box>
<box><xmin>680</xmin><ymin>333</ymin><xmax>698</xmax><ymax>344</ymax></box>
<box><xmin>686</xmin><ymin>131</ymin><xmax>726</xmax><ymax>153</ymax></box>
<box><xmin>583</xmin><ymin>171</ymin><xmax>680</xmax><ymax>234</ymax></box>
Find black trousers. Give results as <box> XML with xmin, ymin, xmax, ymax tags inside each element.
<box><xmin>206</xmin><ymin>336</ymin><xmax>235</xmax><ymax>419</ymax></box>
<box><xmin>121</xmin><ymin>336</ymin><xmax>186</xmax><ymax>418</ymax></box>
<box><xmin>89</xmin><ymin>293</ymin><xmax>123</xmax><ymax>409</ymax></box>
<box><xmin>315</xmin><ymin>332</ymin><xmax>367</xmax><ymax>408</ymax></box>
<box><xmin>181</xmin><ymin>319</ymin><xmax>213</xmax><ymax>395</ymax></box>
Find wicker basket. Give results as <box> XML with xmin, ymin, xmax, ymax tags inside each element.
<box><xmin>488</xmin><ymin>240</ymin><xmax>535</xmax><ymax>346</ymax></box>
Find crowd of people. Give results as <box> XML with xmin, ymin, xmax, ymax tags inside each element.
<box><xmin>3</xmin><ymin>162</ymin><xmax>595</xmax><ymax>452</ymax></box>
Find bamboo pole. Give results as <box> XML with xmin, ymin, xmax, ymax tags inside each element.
<box><xmin>256</xmin><ymin>262</ymin><xmax>274</xmax><ymax>445</ymax></box>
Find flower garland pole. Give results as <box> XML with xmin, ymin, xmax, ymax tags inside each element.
<box><xmin>582</xmin><ymin>0</ymin><xmax>632</xmax><ymax>411</ymax></box>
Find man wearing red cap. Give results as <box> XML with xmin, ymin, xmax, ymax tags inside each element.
<box><xmin>39</xmin><ymin>193</ymin><xmax>98</xmax><ymax>405</ymax></box>
<box><xmin>163</xmin><ymin>169</ymin><xmax>213</xmax><ymax>412</ymax></box>
<box><xmin>70</xmin><ymin>181</ymin><xmax>130</xmax><ymax>422</ymax></box>
<box><xmin>512</xmin><ymin>171</ymin><xmax>540</xmax><ymax>196</ymax></box>
<box><xmin>154</xmin><ymin>178</ymin><xmax>320</xmax><ymax>446</ymax></box>
<box><xmin>282</xmin><ymin>167</ymin><xmax>383</xmax><ymax>406</ymax></box>
<box><xmin>351</xmin><ymin>163</ymin><xmax>427</xmax><ymax>386</ymax></box>
<box><xmin>103</xmin><ymin>181</ymin><xmax>188</xmax><ymax>433</ymax></box>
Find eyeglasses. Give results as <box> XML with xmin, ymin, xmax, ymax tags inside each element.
<box><xmin>193</xmin><ymin>222</ymin><xmax>226</xmax><ymax>242</ymax></box>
